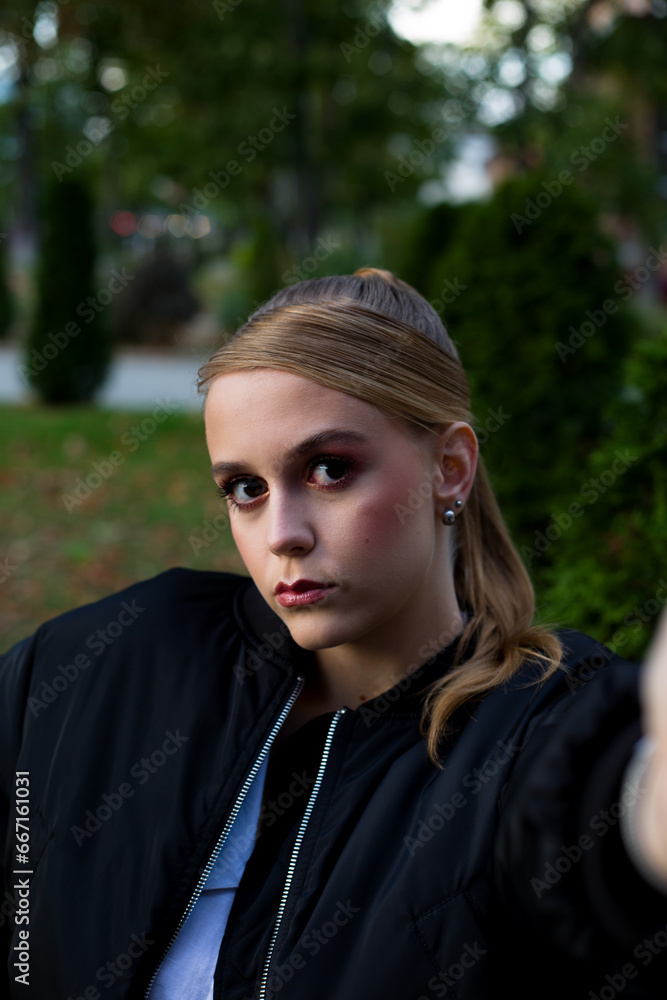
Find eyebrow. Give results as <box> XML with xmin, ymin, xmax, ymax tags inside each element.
<box><xmin>210</xmin><ymin>429</ymin><xmax>371</xmax><ymax>479</ymax></box>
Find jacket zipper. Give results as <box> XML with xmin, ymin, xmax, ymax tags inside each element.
<box><xmin>257</xmin><ymin>706</ymin><xmax>346</xmax><ymax>1000</ymax></box>
<box><xmin>144</xmin><ymin>675</ymin><xmax>306</xmax><ymax>998</ymax></box>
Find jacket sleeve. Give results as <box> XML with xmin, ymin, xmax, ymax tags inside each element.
<box><xmin>492</xmin><ymin>656</ymin><xmax>667</xmax><ymax>986</ymax></box>
<box><xmin>0</xmin><ymin>631</ymin><xmax>40</xmax><ymax>986</ymax></box>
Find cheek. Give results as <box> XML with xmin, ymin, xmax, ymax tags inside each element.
<box><xmin>346</xmin><ymin>501</ymin><xmax>401</xmax><ymax>551</ymax></box>
<box><xmin>343</xmin><ymin>469</ymin><xmax>429</xmax><ymax>553</ymax></box>
<box><xmin>228</xmin><ymin>519</ymin><xmax>258</xmax><ymax>566</ymax></box>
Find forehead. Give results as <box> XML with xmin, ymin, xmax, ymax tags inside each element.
<box><xmin>206</xmin><ymin>369</ymin><xmax>378</xmax><ymax>431</ymax></box>
<box><xmin>204</xmin><ymin>369</ymin><xmax>413</xmax><ymax>461</ymax></box>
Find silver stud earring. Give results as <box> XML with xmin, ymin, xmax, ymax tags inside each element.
<box><xmin>442</xmin><ymin>499</ymin><xmax>463</xmax><ymax>525</ymax></box>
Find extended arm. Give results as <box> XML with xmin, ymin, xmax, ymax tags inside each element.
<box><xmin>492</xmin><ymin>622</ymin><xmax>667</xmax><ymax>994</ymax></box>
<box><xmin>629</xmin><ymin>608</ymin><xmax>667</xmax><ymax>891</ymax></box>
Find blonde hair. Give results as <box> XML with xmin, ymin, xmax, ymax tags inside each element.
<box><xmin>198</xmin><ymin>267</ymin><xmax>564</xmax><ymax>765</ymax></box>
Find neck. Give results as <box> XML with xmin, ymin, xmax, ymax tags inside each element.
<box><xmin>306</xmin><ymin>595</ymin><xmax>466</xmax><ymax>712</ymax></box>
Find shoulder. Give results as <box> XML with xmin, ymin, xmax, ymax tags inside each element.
<box><xmin>486</xmin><ymin>626</ymin><xmax>643</xmax><ymax>814</ymax></box>
<box><xmin>40</xmin><ymin>566</ymin><xmax>249</xmax><ymax>636</ymax></box>
<box><xmin>0</xmin><ymin>569</ymin><xmax>256</xmax><ymax>760</ymax></box>
<box><xmin>539</xmin><ymin>626</ymin><xmax>641</xmax><ymax>746</ymax></box>
<box><xmin>0</xmin><ymin>568</ymin><xmax>254</xmax><ymax>684</ymax></box>
<box><xmin>499</xmin><ymin>625</ymin><xmax>638</xmax><ymax>700</ymax></box>
<box><xmin>462</xmin><ymin>627</ymin><xmax>640</xmax><ymax>754</ymax></box>
<box><xmin>42</xmin><ymin>566</ymin><xmax>249</xmax><ymax>631</ymax></box>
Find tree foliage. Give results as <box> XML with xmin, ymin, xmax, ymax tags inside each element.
<box><xmin>0</xmin><ymin>0</ymin><xmax>458</xmax><ymax>305</ymax></box>
<box><xmin>470</xmin><ymin>0</ymin><xmax>667</xmax><ymax>236</ymax></box>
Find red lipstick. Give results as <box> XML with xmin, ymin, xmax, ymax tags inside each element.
<box><xmin>274</xmin><ymin>579</ymin><xmax>337</xmax><ymax>607</ymax></box>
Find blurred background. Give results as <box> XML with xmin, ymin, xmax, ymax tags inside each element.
<box><xmin>0</xmin><ymin>0</ymin><xmax>666</xmax><ymax>658</ymax></box>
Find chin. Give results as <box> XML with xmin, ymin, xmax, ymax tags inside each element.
<box><xmin>284</xmin><ymin>626</ymin><xmax>347</xmax><ymax>653</ymax></box>
<box><xmin>280</xmin><ymin>613</ymin><xmax>364</xmax><ymax>652</ymax></box>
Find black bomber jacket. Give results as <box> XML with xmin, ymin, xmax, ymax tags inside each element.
<box><xmin>1</xmin><ymin>567</ymin><xmax>666</xmax><ymax>999</ymax></box>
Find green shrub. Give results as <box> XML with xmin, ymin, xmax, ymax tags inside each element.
<box><xmin>541</xmin><ymin>328</ymin><xmax>667</xmax><ymax>657</ymax></box>
<box><xmin>425</xmin><ymin>172</ymin><xmax>639</xmax><ymax>555</ymax></box>
<box><xmin>25</xmin><ymin>176</ymin><xmax>113</xmax><ymax>404</ymax></box>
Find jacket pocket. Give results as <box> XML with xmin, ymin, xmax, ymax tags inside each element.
<box><xmin>413</xmin><ymin>889</ymin><xmax>490</xmax><ymax>999</ymax></box>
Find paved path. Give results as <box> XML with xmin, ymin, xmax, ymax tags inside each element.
<box><xmin>0</xmin><ymin>343</ymin><xmax>207</xmax><ymax>411</ymax></box>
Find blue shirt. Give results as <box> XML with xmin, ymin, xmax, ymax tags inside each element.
<box><xmin>147</xmin><ymin>756</ymin><xmax>269</xmax><ymax>1000</ymax></box>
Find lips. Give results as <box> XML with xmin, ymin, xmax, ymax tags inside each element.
<box><xmin>274</xmin><ymin>579</ymin><xmax>330</xmax><ymax>595</ymax></box>
<box><xmin>274</xmin><ymin>579</ymin><xmax>337</xmax><ymax>608</ymax></box>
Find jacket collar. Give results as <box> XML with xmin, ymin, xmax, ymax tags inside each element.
<box><xmin>234</xmin><ymin>577</ymin><xmax>477</xmax><ymax>716</ymax></box>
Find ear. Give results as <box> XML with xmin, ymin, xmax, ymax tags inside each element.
<box><xmin>430</xmin><ymin>422</ymin><xmax>478</xmax><ymax>518</ymax></box>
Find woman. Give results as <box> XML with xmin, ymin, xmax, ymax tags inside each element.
<box><xmin>1</xmin><ymin>267</ymin><xmax>666</xmax><ymax>999</ymax></box>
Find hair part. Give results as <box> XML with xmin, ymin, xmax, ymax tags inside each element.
<box><xmin>198</xmin><ymin>267</ymin><xmax>564</xmax><ymax>766</ymax></box>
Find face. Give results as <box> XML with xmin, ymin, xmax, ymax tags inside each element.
<box><xmin>205</xmin><ymin>369</ymin><xmax>461</xmax><ymax>655</ymax></box>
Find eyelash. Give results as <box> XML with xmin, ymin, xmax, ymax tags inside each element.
<box><xmin>216</xmin><ymin>454</ymin><xmax>357</xmax><ymax>511</ymax></box>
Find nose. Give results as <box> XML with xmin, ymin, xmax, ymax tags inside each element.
<box><xmin>266</xmin><ymin>487</ymin><xmax>315</xmax><ymax>557</ymax></box>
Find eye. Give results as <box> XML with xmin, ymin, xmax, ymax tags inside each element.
<box><xmin>216</xmin><ymin>476</ymin><xmax>266</xmax><ymax>510</ymax></box>
<box><xmin>308</xmin><ymin>456</ymin><xmax>355</xmax><ymax>488</ymax></box>
<box><xmin>215</xmin><ymin>454</ymin><xmax>356</xmax><ymax>511</ymax></box>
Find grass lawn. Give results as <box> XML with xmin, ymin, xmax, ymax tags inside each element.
<box><xmin>0</xmin><ymin>403</ymin><xmax>247</xmax><ymax>654</ymax></box>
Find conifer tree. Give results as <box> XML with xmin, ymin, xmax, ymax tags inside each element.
<box><xmin>25</xmin><ymin>176</ymin><xmax>113</xmax><ymax>404</ymax></box>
